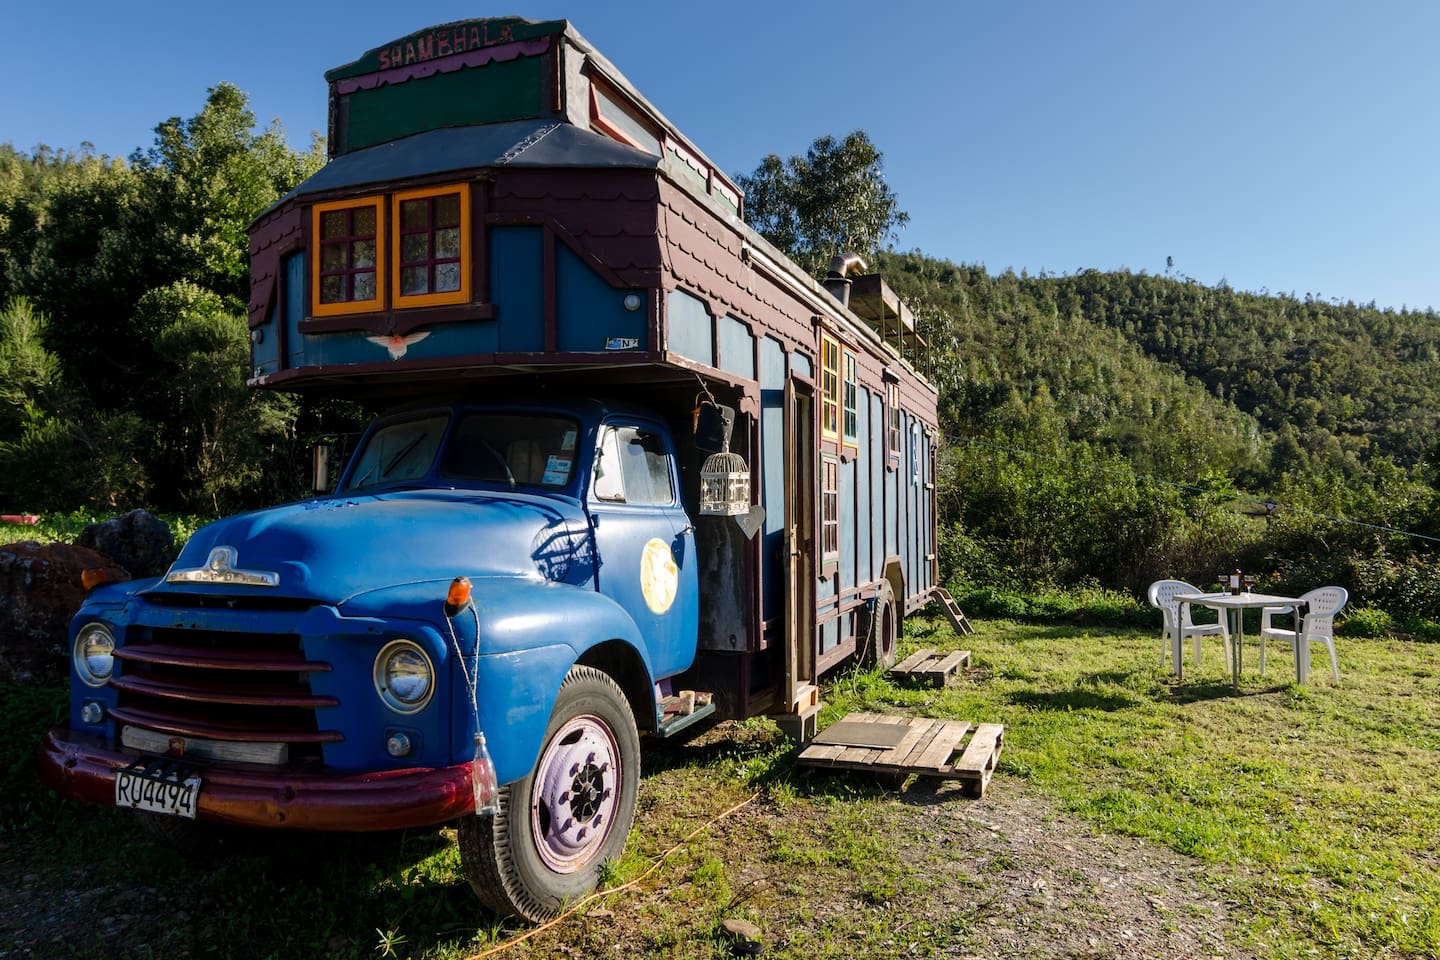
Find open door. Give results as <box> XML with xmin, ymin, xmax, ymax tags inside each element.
<box><xmin>782</xmin><ymin>377</ymin><xmax>817</xmax><ymax>722</ymax></box>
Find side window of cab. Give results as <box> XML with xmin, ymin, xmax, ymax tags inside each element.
<box><xmin>592</xmin><ymin>424</ymin><xmax>674</xmax><ymax>505</ymax></box>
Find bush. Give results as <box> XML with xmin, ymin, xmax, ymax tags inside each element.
<box><xmin>946</xmin><ymin>581</ymin><xmax>1151</xmax><ymax>628</ymax></box>
<box><xmin>1341</xmin><ymin>606</ymin><xmax>1393</xmax><ymax>638</ymax></box>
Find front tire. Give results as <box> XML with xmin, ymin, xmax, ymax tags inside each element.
<box><xmin>459</xmin><ymin>665</ymin><xmax>640</xmax><ymax>920</ymax></box>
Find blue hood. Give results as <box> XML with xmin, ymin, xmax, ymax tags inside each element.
<box><xmin>159</xmin><ymin>490</ymin><xmax>595</xmax><ymax>602</ymax></box>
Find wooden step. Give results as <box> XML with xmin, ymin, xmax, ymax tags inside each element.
<box><xmin>890</xmin><ymin>647</ymin><xmax>970</xmax><ymax>688</ymax></box>
<box><xmin>798</xmin><ymin>712</ymin><xmax>1004</xmax><ymax>797</ymax></box>
<box><xmin>932</xmin><ymin>587</ymin><xmax>975</xmax><ymax>635</ymax></box>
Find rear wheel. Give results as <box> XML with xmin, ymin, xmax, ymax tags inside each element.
<box><xmin>458</xmin><ymin>665</ymin><xmax>640</xmax><ymax>920</ymax></box>
<box><xmin>859</xmin><ymin>580</ymin><xmax>900</xmax><ymax>669</ymax></box>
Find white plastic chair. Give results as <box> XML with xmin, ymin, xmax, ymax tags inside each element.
<box><xmin>1260</xmin><ymin>586</ymin><xmax>1347</xmax><ymax>683</ymax></box>
<box><xmin>1147</xmin><ymin>579</ymin><xmax>1229</xmax><ymax>670</ymax></box>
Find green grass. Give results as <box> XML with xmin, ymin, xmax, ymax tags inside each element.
<box><xmin>835</xmin><ymin>615</ymin><xmax>1440</xmax><ymax>959</ymax></box>
<box><xmin>8</xmin><ymin>612</ymin><xmax>1440</xmax><ymax>958</ymax></box>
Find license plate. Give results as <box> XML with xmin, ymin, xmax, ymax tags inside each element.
<box><xmin>115</xmin><ymin>759</ymin><xmax>202</xmax><ymax>819</ymax></box>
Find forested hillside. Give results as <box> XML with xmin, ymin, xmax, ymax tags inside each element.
<box><xmin>3</xmin><ymin>104</ymin><xmax>1437</xmax><ymax>622</ymax></box>
<box><xmin>870</xmin><ymin>249</ymin><xmax>1440</xmax><ymax>620</ymax></box>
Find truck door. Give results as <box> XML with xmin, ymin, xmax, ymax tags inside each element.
<box><xmin>586</xmin><ymin>418</ymin><xmax>699</xmax><ymax>680</ymax></box>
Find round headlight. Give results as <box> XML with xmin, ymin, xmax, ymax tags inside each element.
<box><xmin>74</xmin><ymin>623</ymin><xmax>115</xmax><ymax>688</ymax></box>
<box><xmin>373</xmin><ymin>640</ymin><xmax>434</xmax><ymax>714</ymax></box>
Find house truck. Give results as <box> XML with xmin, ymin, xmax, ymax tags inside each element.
<box><xmin>39</xmin><ymin>16</ymin><xmax>940</xmax><ymax>920</ymax></box>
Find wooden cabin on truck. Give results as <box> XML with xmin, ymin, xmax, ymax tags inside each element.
<box><xmin>40</xmin><ymin>16</ymin><xmax>941</xmax><ymax>920</ymax></box>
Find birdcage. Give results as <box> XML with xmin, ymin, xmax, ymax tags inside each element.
<box><xmin>699</xmin><ymin>450</ymin><xmax>750</xmax><ymax>516</ymax></box>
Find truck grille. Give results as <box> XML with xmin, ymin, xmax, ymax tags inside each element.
<box><xmin>110</xmin><ymin>626</ymin><xmax>340</xmax><ymax>765</ymax></box>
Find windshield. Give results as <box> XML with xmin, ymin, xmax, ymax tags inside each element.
<box><xmin>346</xmin><ymin>414</ymin><xmax>448</xmax><ymax>490</ymax></box>
<box><xmin>438</xmin><ymin>413</ymin><xmax>581</xmax><ymax>489</ymax></box>
<box><xmin>344</xmin><ymin>411</ymin><xmax>583</xmax><ymax>492</ymax></box>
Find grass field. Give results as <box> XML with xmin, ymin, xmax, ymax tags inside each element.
<box><xmin>5</xmin><ymin>607</ymin><xmax>1439</xmax><ymax>958</ymax></box>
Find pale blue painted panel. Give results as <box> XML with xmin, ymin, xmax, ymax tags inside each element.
<box><xmin>717</xmin><ymin>315</ymin><xmax>756</xmax><ymax>381</ymax></box>
<box><xmin>667</xmin><ymin>288</ymin><xmax>713</xmax><ymax>366</ymax></box>
<box><xmin>760</xmin><ymin>337</ymin><xmax>787</xmax><ymax>622</ymax></box>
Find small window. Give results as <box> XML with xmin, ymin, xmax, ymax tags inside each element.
<box><xmin>820</xmin><ymin>335</ymin><xmax>840</xmax><ymax>440</ymax></box>
<box><xmin>842</xmin><ymin>349</ymin><xmax>859</xmax><ymax>447</ymax></box>
<box><xmin>590</xmin><ymin>83</ymin><xmax>661</xmax><ymax>155</ymax></box>
<box><xmin>821</xmin><ymin>454</ymin><xmax>839</xmax><ymax>560</ymax></box>
<box><xmin>887</xmin><ymin>381</ymin><xmax>902</xmax><ymax>467</ymax></box>
<box><xmin>393</xmin><ymin>186</ymin><xmax>469</xmax><ymax>308</ymax></box>
<box><xmin>593</xmin><ymin>425</ymin><xmax>674</xmax><ymax>506</ymax></box>
<box><xmin>312</xmin><ymin>197</ymin><xmax>385</xmax><ymax>316</ymax></box>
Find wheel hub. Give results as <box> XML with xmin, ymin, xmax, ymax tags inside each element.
<box><xmin>531</xmin><ymin>715</ymin><xmax>621</xmax><ymax>873</ymax></box>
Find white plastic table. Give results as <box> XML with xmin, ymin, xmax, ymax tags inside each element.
<box><xmin>1174</xmin><ymin>591</ymin><xmax>1306</xmax><ymax>687</ymax></box>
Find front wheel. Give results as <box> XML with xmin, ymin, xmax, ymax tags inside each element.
<box><xmin>458</xmin><ymin>665</ymin><xmax>640</xmax><ymax>920</ymax></box>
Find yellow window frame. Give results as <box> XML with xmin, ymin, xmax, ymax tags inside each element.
<box><xmin>392</xmin><ymin>184</ymin><xmax>471</xmax><ymax>310</ymax></box>
<box><xmin>312</xmin><ymin>195</ymin><xmax>386</xmax><ymax>317</ymax></box>
<box><xmin>820</xmin><ymin>334</ymin><xmax>840</xmax><ymax>440</ymax></box>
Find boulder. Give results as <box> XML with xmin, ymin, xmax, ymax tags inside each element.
<box><xmin>0</xmin><ymin>541</ymin><xmax>130</xmax><ymax>683</ymax></box>
<box><xmin>78</xmin><ymin>508</ymin><xmax>174</xmax><ymax>578</ymax></box>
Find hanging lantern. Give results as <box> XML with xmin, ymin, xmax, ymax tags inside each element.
<box><xmin>699</xmin><ymin>450</ymin><xmax>750</xmax><ymax>516</ymax></box>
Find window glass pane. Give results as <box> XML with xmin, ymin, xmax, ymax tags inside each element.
<box><xmin>321</xmin><ymin>211</ymin><xmax>347</xmax><ymax>239</ymax></box>
<box><xmin>400</xmin><ymin>199</ymin><xmax>428</xmax><ymax>230</ymax></box>
<box><xmin>616</xmin><ymin>427</ymin><xmax>672</xmax><ymax>505</ymax></box>
<box><xmin>401</xmin><ymin>233</ymin><xmax>429</xmax><ymax>264</ymax></box>
<box><xmin>321</xmin><ymin>275</ymin><xmax>343</xmax><ymax>303</ymax></box>
<box><xmin>345</xmin><ymin>415</ymin><xmax>449</xmax><ymax>490</ymax></box>
<box><xmin>401</xmin><ymin>266</ymin><xmax>428</xmax><ymax>296</ymax></box>
<box><xmin>434</xmin><ymin>194</ymin><xmax>461</xmax><ymax>227</ymax></box>
<box><xmin>352</xmin><ymin>272</ymin><xmax>375</xmax><ymax>301</ymax></box>
<box><xmin>593</xmin><ymin>428</ymin><xmax>625</xmax><ymax>501</ymax></box>
<box><xmin>353</xmin><ymin>206</ymin><xmax>376</xmax><ymax>235</ymax></box>
<box><xmin>352</xmin><ymin>239</ymin><xmax>375</xmax><ymax>269</ymax></box>
<box><xmin>438</xmin><ymin>413</ymin><xmax>579</xmax><ymax>488</ymax></box>
<box><xmin>435</xmin><ymin>262</ymin><xmax>461</xmax><ymax>292</ymax></box>
<box><xmin>321</xmin><ymin>243</ymin><xmax>345</xmax><ymax>271</ymax></box>
<box><xmin>434</xmin><ymin>227</ymin><xmax>460</xmax><ymax>259</ymax></box>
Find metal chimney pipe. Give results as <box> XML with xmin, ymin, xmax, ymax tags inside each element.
<box><xmin>822</xmin><ymin>252</ymin><xmax>867</xmax><ymax>308</ymax></box>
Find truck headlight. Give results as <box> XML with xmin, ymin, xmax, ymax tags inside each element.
<box><xmin>373</xmin><ymin>640</ymin><xmax>434</xmax><ymax>714</ymax></box>
<box><xmin>73</xmin><ymin>623</ymin><xmax>115</xmax><ymax>688</ymax></box>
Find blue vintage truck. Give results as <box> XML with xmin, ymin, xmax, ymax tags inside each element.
<box><xmin>40</xmin><ymin>16</ymin><xmax>940</xmax><ymax>920</ymax></box>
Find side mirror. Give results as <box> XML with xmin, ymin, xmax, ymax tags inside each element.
<box><xmin>312</xmin><ymin>443</ymin><xmax>334</xmax><ymax>494</ymax></box>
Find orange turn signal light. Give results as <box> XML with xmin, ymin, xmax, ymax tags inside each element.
<box><xmin>81</xmin><ymin>568</ymin><xmax>114</xmax><ymax>591</ymax></box>
<box><xmin>445</xmin><ymin>576</ymin><xmax>472</xmax><ymax>616</ymax></box>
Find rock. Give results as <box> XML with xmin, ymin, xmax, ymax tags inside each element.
<box><xmin>0</xmin><ymin>541</ymin><xmax>130</xmax><ymax>683</ymax></box>
<box><xmin>77</xmin><ymin>509</ymin><xmax>174</xmax><ymax>578</ymax></box>
<box><xmin>719</xmin><ymin>918</ymin><xmax>763</xmax><ymax>955</ymax></box>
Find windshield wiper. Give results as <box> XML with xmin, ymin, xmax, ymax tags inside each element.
<box><xmin>382</xmin><ymin>432</ymin><xmax>428</xmax><ymax>479</ymax></box>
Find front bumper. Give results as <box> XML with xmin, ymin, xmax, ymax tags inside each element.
<box><xmin>38</xmin><ymin>727</ymin><xmax>475</xmax><ymax>831</ymax></box>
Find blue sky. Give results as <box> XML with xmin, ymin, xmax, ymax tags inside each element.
<box><xmin>5</xmin><ymin>0</ymin><xmax>1437</xmax><ymax>312</ymax></box>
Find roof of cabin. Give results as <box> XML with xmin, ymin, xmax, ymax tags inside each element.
<box><xmin>276</xmin><ymin>119</ymin><xmax>658</xmax><ymax>206</ymax></box>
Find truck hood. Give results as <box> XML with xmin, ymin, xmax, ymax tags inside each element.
<box><xmin>158</xmin><ymin>490</ymin><xmax>594</xmax><ymax>602</ymax></box>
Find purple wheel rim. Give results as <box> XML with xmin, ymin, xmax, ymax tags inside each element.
<box><xmin>530</xmin><ymin>714</ymin><xmax>622</xmax><ymax>873</ymax></box>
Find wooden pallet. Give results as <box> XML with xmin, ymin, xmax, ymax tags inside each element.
<box><xmin>891</xmin><ymin>647</ymin><xmax>970</xmax><ymax>687</ymax></box>
<box><xmin>932</xmin><ymin>587</ymin><xmax>975</xmax><ymax>635</ymax></box>
<box><xmin>797</xmin><ymin>712</ymin><xmax>1004</xmax><ymax>797</ymax></box>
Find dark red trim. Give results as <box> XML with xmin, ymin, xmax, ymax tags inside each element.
<box><xmin>299</xmin><ymin>302</ymin><xmax>496</xmax><ymax>337</ymax></box>
<box><xmin>38</xmin><ymin>728</ymin><xmax>474</xmax><ymax>832</ymax></box>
